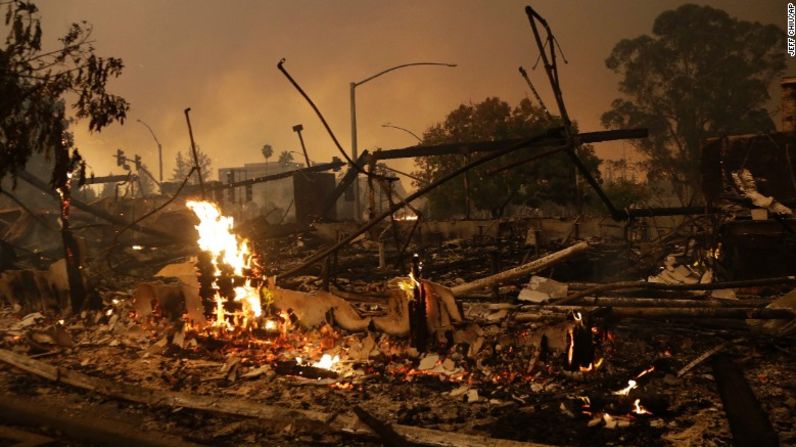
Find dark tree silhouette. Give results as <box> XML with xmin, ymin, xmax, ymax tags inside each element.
<box><xmin>601</xmin><ymin>4</ymin><xmax>785</xmax><ymax>204</ymax></box>
<box><xmin>1</xmin><ymin>0</ymin><xmax>129</xmax><ymax>310</ymax></box>
<box><xmin>413</xmin><ymin>97</ymin><xmax>601</xmax><ymax>218</ymax></box>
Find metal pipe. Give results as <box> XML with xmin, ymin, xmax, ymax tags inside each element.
<box><xmin>183</xmin><ymin>108</ymin><xmax>205</xmax><ymax>199</ymax></box>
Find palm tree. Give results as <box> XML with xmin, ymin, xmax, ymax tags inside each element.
<box><xmin>277</xmin><ymin>150</ymin><xmax>294</xmax><ymax>167</ymax></box>
<box><xmin>261</xmin><ymin>144</ymin><xmax>273</xmax><ymax>166</ymax></box>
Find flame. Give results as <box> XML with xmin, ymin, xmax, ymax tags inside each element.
<box><xmin>568</xmin><ymin>312</ymin><xmax>595</xmax><ymax>370</ymax></box>
<box><xmin>186</xmin><ymin>200</ymin><xmax>262</xmax><ymax>329</ymax></box>
<box><xmin>394</xmin><ymin>213</ymin><xmax>419</xmax><ymax>221</ymax></box>
<box><xmin>187</xmin><ymin>200</ymin><xmax>248</xmax><ymax>275</ymax></box>
<box><xmin>614</xmin><ymin>379</ymin><xmax>637</xmax><ymax>396</ymax></box>
<box><xmin>312</xmin><ymin>354</ymin><xmax>340</xmax><ymax>370</ymax></box>
<box><xmin>613</xmin><ymin>365</ymin><xmax>654</xmax><ymax>396</ymax></box>
<box><xmin>636</xmin><ymin>365</ymin><xmax>655</xmax><ymax>379</ymax></box>
<box><xmin>397</xmin><ymin>272</ymin><xmax>421</xmax><ymax>301</ymax></box>
<box><xmin>632</xmin><ymin>399</ymin><xmax>652</xmax><ymax>415</ymax></box>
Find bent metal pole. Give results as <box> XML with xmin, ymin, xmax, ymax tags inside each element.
<box><xmin>184</xmin><ymin>107</ymin><xmax>206</xmax><ymax>199</ymax></box>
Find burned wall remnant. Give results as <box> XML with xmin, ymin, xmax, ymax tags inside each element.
<box><xmin>702</xmin><ymin>133</ymin><xmax>796</xmax><ymax>208</ymax></box>
<box><xmin>293</xmin><ymin>172</ymin><xmax>336</xmax><ymax>224</ymax></box>
<box><xmin>781</xmin><ymin>76</ymin><xmax>796</xmax><ymax>133</ymax></box>
<box><xmin>702</xmin><ymin>132</ymin><xmax>796</xmax><ymax>279</ymax></box>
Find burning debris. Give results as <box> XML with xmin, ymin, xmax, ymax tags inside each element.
<box><xmin>1</xmin><ymin>190</ymin><xmax>794</xmax><ymax>445</ymax></box>
<box><xmin>1</xmin><ymin>4</ymin><xmax>795</xmax><ymax>447</ymax></box>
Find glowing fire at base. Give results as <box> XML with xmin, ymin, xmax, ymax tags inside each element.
<box><xmin>186</xmin><ymin>200</ymin><xmax>263</xmax><ymax>330</ymax></box>
<box><xmin>632</xmin><ymin>398</ymin><xmax>652</xmax><ymax>415</ymax></box>
<box><xmin>312</xmin><ymin>354</ymin><xmax>340</xmax><ymax>370</ymax></box>
<box><xmin>613</xmin><ymin>379</ymin><xmax>637</xmax><ymax>396</ymax></box>
<box><xmin>566</xmin><ymin>312</ymin><xmax>604</xmax><ymax>372</ymax></box>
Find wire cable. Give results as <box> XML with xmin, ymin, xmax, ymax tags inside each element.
<box><xmin>277</xmin><ymin>58</ymin><xmax>396</xmax><ymax>182</ymax></box>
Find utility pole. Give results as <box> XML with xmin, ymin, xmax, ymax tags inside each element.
<box><xmin>136</xmin><ymin>119</ymin><xmax>163</xmax><ymax>184</ymax></box>
<box><xmin>350</xmin><ymin>61</ymin><xmax>456</xmax><ymax>221</ymax></box>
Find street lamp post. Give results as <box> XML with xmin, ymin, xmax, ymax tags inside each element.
<box><xmin>350</xmin><ymin>61</ymin><xmax>456</xmax><ymax>220</ymax></box>
<box><xmin>381</xmin><ymin>122</ymin><xmax>422</xmax><ymax>143</ymax></box>
<box><xmin>136</xmin><ymin>119</ymin><xmax>163</xmax><ymax>184</ymax></box>
<box><xmin>292</xmin><ymin>124</ymin><xmax>312</xmax><ymax>167</ymax></box>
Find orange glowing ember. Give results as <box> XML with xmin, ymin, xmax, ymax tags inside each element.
<box><xmin>186</xmin><ymin>200</ymin><xmax>263</xmax><ymax>329</ymax></box>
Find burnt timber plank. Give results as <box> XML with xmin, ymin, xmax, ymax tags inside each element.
<box><xmin>711</xmin><ymin>354</ymin><xmax>779</xmax><ymax>447</ymax></box>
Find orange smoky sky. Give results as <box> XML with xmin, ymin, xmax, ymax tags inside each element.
<box><xmin>35</xmin><ymin>0</ymin><xmax>792</xmax><ymax>189</ymax></box>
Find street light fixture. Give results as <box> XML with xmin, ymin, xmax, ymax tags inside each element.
<box><xmin>350</xmin><ymin>61</ymin><xmax>456</xmax><ymax>220</ymax></box>
<box><xmin>136</xmin><ymin>119</ymin><xmax>163</xmax><ymax>184</ymax></box>
<box><xmin>291</xmin><ymin>124</ymin><xmax>312</xmax><ymax>167</ymax></box>
<box><xmin>381</xmin><ymin>122</ymin><xmax>422</xmax><ymax>143</ymax></box>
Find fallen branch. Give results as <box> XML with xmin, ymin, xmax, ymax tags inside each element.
<box><xmin>451</xmin><ymin>241</ymin><xmax>588</xmax><ymax>296</ymax></box>
<box><xmin>0</xmin><ymin>349</ymin><xmax>555</xmax><ymax>447</ymax></box>
<box><xmin>555</xmin><ymin>276</ymin><xmax>796</xmax><ymax>305</ymax></box>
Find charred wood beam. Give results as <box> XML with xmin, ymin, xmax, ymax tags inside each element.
<box><xmin>277</xmin><ymin>127</ymin><xmax>564</xmax><ymax>281</ymax></box>
<box><xmin>372</xmin><ymin>127</ymin><xmax>660</xmax><ymax>221</ymax></box>
<box><xmin>626</xmin><ymin>206</ymin><xmax>720</xmax><ymax>217</ymax></box>
<box><xmin>450</xmin><ymin>241</ymin><xmax>589</xmax><ymax>296</ymax></box>
<box><xmin>516</xmin><ymin>307</ymin><xmax>794</xmax><ymax>320</ymax></box>
<box><xmin>0</xmin><ymin>426</ymin><xmax>52</xmax><ymax>447</ymax></box>
<box><xmin>353</xmin><ymin>406</ymin><xmax>418</xmax><ymax>447</ymax></box>
<box><xmin>556</xmin><ymin>276</ymin><xmax>796</xmax><ymax>305</ymax></box>
<box><xmin>0</xmin><ymin>394</ymin><xmax>200</xmax><ymax>447</ymax></box>
<box><xmin>488</xmin><ymin>146</ymin><xmax>566</xmax><ymax>175</ymax></box>
<box><xmin>370</xmin><ymin>128</ymin><xmax>648</xmax><ymax>160</ymax></box>
<box><xmin>215</xmin><ymin>158</ymin><xmax>345</xmax><ymax>191</ymax></box>
<box><xmin>16</xmin><ymin>170</ymin><xmax>186</xmax><ymax>243</ymax></box>
<box><xmin>711</xmin><ymin>354</ymin><xmax>779</xmax><ymax>447</ymax></box>
<box><xmin>555</xmin><ymin>297</ymin><xmax>772</xmax><ymax>308</ymax></box>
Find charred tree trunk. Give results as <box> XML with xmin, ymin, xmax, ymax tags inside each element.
<box><xmin>59</xmin><ymin>193</ymin><xmax>87</xmax><ymax>311</ymax></box>
<box><xmin>52</xmin><ymin>146</ymin><xmax>87</xmax><ymax>312</ymax></box>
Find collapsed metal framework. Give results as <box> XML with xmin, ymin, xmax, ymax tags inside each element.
<box><xmin>278</xmin><ymin>6</ymin><xmax>728</xmax><ymax>280</ymax></box>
